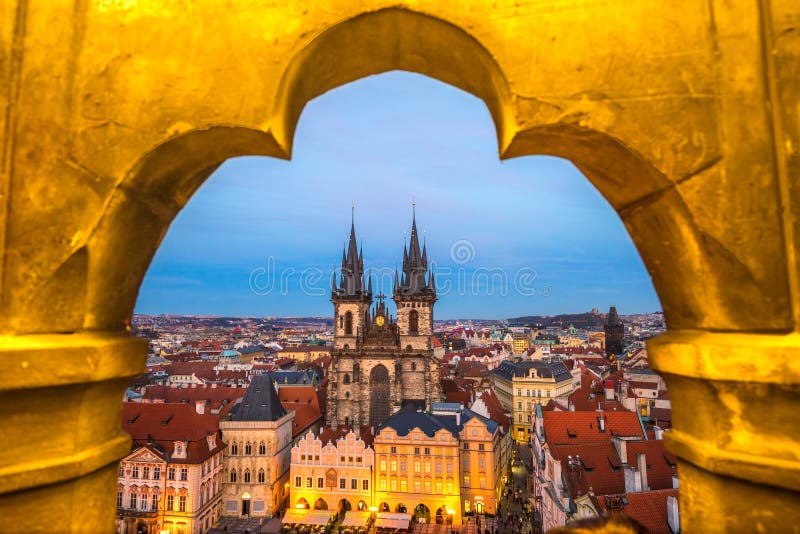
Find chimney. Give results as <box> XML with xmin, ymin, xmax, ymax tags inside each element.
<box><xmin>637</xmin><ymin>452</ymin><xmax>649</xmax><ymax>491</ymax></box>
<box><xmin>195</xmin><ymin>400</ymin><xmax>205</xmax><ymax>414</ymax></box>
<box><xmin>672</xmin><ymin>474</ymin><xmax>680</xmax><ymax>489</ymax></box>
<box><xmin>667</xmin><ymin>495</ymin><xmax>680</xmax><ymax>533</ymax></box>
<box><xmin>654</xmin><ymin>426</ymin><xmax>664</xmax><ymax>440</ymax></box>
<box><xmin>612</xmin><ymin>436</ymin><xmax>628</xmax><ymax>464</ymax></box>
<box><xmin>568</xmin><ymin>401</ymin><xmax>575</xmax><ymax>412</ymax></box>
<box><xmin>604</xmin><ymin>381</ymin><xmax>614</xmax><ymax>401</ymax></box>
<box><xmin>598</xmin><ymin>416</ymin><xmax>606</xmax><ymax>432</ymax></box>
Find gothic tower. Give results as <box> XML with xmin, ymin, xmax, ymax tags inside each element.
<box><xmin>604</xmin><ymin>305</ymin><xmax>625</xmax><ymax>358</ymax></box>
<box><xmin>326</xmin><ymin>207</ymin><xmax>443</xmax><ymax>430</ymax></box>
<box><xmin>331</xmin><ymin>211</ymin><xmax>371</xmax><ymax>350</ymax></box>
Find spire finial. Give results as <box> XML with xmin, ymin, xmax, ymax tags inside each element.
<box><xmin>352</xmin><ymin>200</ymin><xmax>355</xmax><ymax>222</ymax></box>
<box><xmin>412</xmin><ymin>196</ymin><xmax>416</xmax><ymax>220</ymax></box>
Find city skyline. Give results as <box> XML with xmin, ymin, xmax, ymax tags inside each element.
<box><xmin>135</xmin><ymin>71</ymin><xmax>661</xmax><ymax>319</ymax></box>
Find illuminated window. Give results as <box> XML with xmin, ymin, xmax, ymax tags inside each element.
<box><xmin>167</xmin><ymin>495</ymin><xmax>174</xmax><ymax>511</ymax></box>
<box><xmin>464</xmin><ymin>475</ymin><xmax>470</xmax><ymax>486</ymax></box>
<box><xmin>435</xmin><ymin>481</ymin><xmax>442</xmax><ymax>493</ymax></box>
<box><xmin>379</xmin><ymin>479</ymin><xmax>387</xmax><ymax>491</ymax></box>
<box><xmin>447</xmin><ymin>481</ymin><xmax>454</xmax><ymax>493</ymax></box>
<box><xmin>380</xmin><ymin>459</ymin><xmax>387</xmax><ymax>471</ymax></box>
<box><xmin>414</xmin><ymin>481</ymin><xmax>421</xmax><ymax>493</ymax></box>
<box><xmin>129</xmin><ymin>493</ymin><xmax>137</xmax><ymax>509</ymax></box>
<box><xmin>116</xmin><ymin>492</ymin><xmax>122</xmax><ymax>508</ymax></box>
<box><xmin>391</xmin><ymin>460</ymin><xmax>397</xmax><ymax>472</ymax></box>
<box><xmin>151</xmin><ymin>494</ymin><xmax>158</xmax><ymax>510</ymax></box>
<box><xmin>390</xmin><ymin>479</ymin><xmax>397</xmax><ymax>491</ymax></box>
<box><xmin>179</xmin><ymin>495</ymin><xmax>186</xmax><ymax>512</ymax></box>
<box><xmin>414</xmin><ymin>461</ymin><xmax>420</xmax><ymax>473</ymax></box>
<box><xmin>424</xmin><ymin>481</ymin><xmax>431</xmax><ymax>493</ymax></box>
<box><xmin>362</xmin><ymin>479</ymin><xmax>369</xmax><ymax>490</ymax></box>
<box><xmin>340</xmin><ymin>478</ymin><xmax>346</xmax><ymax>490</ymax></box>
<box><xmin>400</xmin><ymin>480</ymin><xmax>407</xmax><ymax>492</ymax></box>
<box><xmin>480</xmin><ymin>476</ymin><xmax>486</xmax><ymax>488</ymax></box>
<box><xmin>425</xmin><ymin>462</ymin><xmax>431</xmax><ymax>473</ymax></box>
<box><xmin>317</xmin><ymin>477</ymin><xmax>324</xmax><ymax>488</ymax></box>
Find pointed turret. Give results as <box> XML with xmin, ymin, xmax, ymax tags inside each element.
<box><xmin>395</xmin><ymin>203</ymin><xmax>433</xmax><ymax>297</ymax></box>
<box><xmin>333</xmin><ymin>207</ymin><xmax>370</xmax><ymax>298</ymax></box>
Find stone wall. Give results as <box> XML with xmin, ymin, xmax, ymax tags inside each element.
<box><xmin>1</xmin><ymin>1</ymin><xmax>799</xmax><ymax>531</ymax></box>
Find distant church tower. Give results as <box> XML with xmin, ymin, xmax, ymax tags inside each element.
<box><xmin>326</xmin><ymin>207</ymin><xmax>442</xmax><ymax>429</ymax></box>
<box><xmin>604</xmin><ymin>305</ymin><xmax>624</xmax><ymax>358</ymax></box>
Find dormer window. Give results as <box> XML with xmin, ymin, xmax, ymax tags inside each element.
<box><xmin>206</xmin><ymin>434</ymin><xmax>217</xmax><ymax>451</ymax></box>
<box><xmin>172</xmin><ymin>441</ymin><xmax>187</xmax><ymax>459</ymax></box>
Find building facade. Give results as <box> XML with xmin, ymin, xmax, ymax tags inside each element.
<box><xmin>326</xmin><ymin>211</ymin><xmax>442</xmax><ymax>428</ymax></box>
<box><xmin>219</xmin><ymin>375</ymin><xmax>294</xmax><ymax>519</ymax></box>
<box><xmin>117</xmin><ymin>403</ymin><xmax>226</xmax><ymax>534</ymax></box>
<box><xmin>373</xmin><ymin>407</ymin><xmax>463</xmax><ymax>525</ymax></box>
<box><xmin>290</xmin><ymin>428</ymin><xmax>375</xmax><ymax>512</ymax></box>
<box><xmin>490</xmin><ymin>360</ymin><xmax>574</xmax><ymax>443</ymax></box>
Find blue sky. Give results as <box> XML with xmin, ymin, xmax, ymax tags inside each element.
<box><xmin>135</xmin><ymin>72</ymin><xmax>660</xmax><ymax>319</ymax></box>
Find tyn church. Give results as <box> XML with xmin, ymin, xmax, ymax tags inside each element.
<box><xmin>326</xmin><ymin>210</ymin><xmax>443</xmax><ymax>428</ymax></box>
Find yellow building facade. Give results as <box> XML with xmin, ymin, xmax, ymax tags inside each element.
<box><xmin>1</xmin><ymin>2</ymin><xmax>800</xmax><ymax>532</ymax></box>
<box><xmin>490</xmin><ymin>361</ymin><xmax>575</xmax><ymax>443</ymax></box>
<box><xmin>373</xmin><ymin>412</ymin><xmax>462</xmax><ymax>525</ymax></box>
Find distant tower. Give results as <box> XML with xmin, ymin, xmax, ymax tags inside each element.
<box><xmin>604</xmin><ymin>305</ymin><xmax>624</xmax><ymax>358</ymax></box>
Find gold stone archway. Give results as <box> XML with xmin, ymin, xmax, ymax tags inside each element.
<box><xmin>0</xmin><ymin>1</ymin><xmax>798</xmax><ymax>532</ymax></box>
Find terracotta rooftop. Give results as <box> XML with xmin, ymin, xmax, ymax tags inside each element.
<box><xmin>596</xmin><ymin>489</ymin><xmax>679</xmax><ymax>534</ymax></box>
<box><xmin>279</xmin><ymin>385</ymin><xmax>323</xmax><ymax>438</ymax></box>
<box><xmin>542</xmin><ymin>410</ymin><xmax>645</xmax><ymax>445</ymax></box>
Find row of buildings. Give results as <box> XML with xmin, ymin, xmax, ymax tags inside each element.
<box><xmin>116</xmin><ymin>375</ymin><xmax>511</xmax><ymax>534</ymax></box>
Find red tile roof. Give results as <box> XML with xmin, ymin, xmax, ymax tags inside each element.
<box><xmin>142</xmin><ymin>385</ymin><xmax>246</xmax><ymax>405</ymax></box>
<box><xmin>121</xmin><ymin>402</ymin><xmax>227</xmax><ymax>463</ymax></box>
<box><xmin>542</xmin><ymin>411</ymin><xmax>645</xmax><ymax>445</ymax></box>
<box><xmin>279</xmin><ymin>386</ymin><xmax>323</xmax><ymax>438</ymax></box>
<box><xmin>596</xmin><ymin>489</ymin><xmax>679</xmax><ymax>534</ymax></box>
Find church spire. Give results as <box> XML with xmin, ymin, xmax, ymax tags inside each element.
<box><xmin>395</xmin><ymin>200</ymin><xmax>433</xmax><ymax>297</ymax></box>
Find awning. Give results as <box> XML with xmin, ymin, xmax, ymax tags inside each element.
<box><xmin>341</xmin><ymin>511</ymin><xmax>371</xmax><ymax>527</ymax></box>
<box><xmin>282</xmin><ymin>509</ymin><xmax>333</xmax><ymax>526</ymax></box>
<box><xmin>375</xmin><ymin>513</ymin><xmax>411</xmax><ymax>530</ymax></box>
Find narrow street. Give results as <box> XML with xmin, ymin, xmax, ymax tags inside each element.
<box><xmin>463</xmin><ymin>443</ymin><xmax>537</xmax><ymax>534</ymax></box>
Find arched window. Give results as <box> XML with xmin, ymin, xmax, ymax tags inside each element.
<box><xmin>258</xmin><ymin>469</ymin><xmax>265</xmax><ymax>483</ymax></box>
<box><xmin>230</xmin><ymin>469</ymin><xmax>237</xmax><ymax>483</ymax></box>
<box><xmin>343</xmin><ymin>373</ymin><xmax>350</xmax><ymax>385</ymax></box>
<box><xmin>411</xmin><ymin>362</ymin><xmax>417</xmax><ymax>371</ymax></box>
<box><xmin>259</xmin><ymin>442</ymin><xmax>266</xmax><ymax>455</ymax></box>
<box><xmin>345</xmin><ymin>391</ymin><xmax>350</xmax><ymax>399</ymax></box>
<box><xmin>409</xmin><ymin>310</ymin><xmax>419</xmax><ymax>333</ymax></box>
<box><xmin>344</xmin><ymin>311</ymin><xmax>353</xmax><ymax>335</ymax></box>
<box><xmin>245</xmin><ymin>442</ymin><xmax>252</xmax><ymax>455</ymax></box>
<box><xmin>231</xmin><ymin>442</ymin><xmax>238</xmax><ymax>455</ymax></box>
<box><xmin>244</xmin><ymin>469</ymin><xmax>251</xmax><ymax>483</ymax></box>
